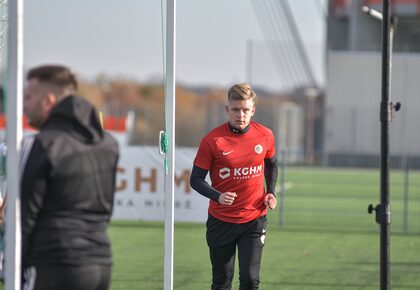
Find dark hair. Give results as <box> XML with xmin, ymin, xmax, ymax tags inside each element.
<box><xmin>27</xmin><ymin>65</ymin><xmax>78</xmax><ymax>95</ymax></box>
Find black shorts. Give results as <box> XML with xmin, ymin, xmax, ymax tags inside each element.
<box><xmin>206</xmin><ymin>214</ymin><xmax>267</xmax><ymax>248</ymax></box>
<box><xmin>22</xmin><ymin>264</ymin><xmax>111</xmax><ymax>290</ymax></box>
<box><xmin>206</xmin><ymin>214</ymin><xmax>267</xmax><ymax>290</ymax></box>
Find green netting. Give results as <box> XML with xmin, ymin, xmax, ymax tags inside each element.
<box><xmin>160</xmin><ymin>0</ymin><xmax>169</xmax><ymax>174</ymax></box>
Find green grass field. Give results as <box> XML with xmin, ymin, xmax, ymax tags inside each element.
<box><xmin>108</xmin><ymin>166</ymin><xmax>420</xmax><ymax>289</ymax></box>
<box><xmin>109</xmin><ymin>219</ymin><xmax>420</xmax><ymax>290</ymax></box>
<box><xmin>2</xmin><ymin>166</ymin><xmax>418</xmax><ymax>289</ymax></box>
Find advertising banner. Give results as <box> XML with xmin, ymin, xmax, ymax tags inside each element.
<box><xmin>112</xmin><ymin>146</ymin><xmax>209</xmax><ymax>222</ymax></box>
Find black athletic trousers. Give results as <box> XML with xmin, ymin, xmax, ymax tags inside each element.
<box><xmin>22</xmin><ymin>264</ymin><xmax>111</xmax><ymax>290</ymax></box>
<box><xmin>206</xmin><ymin>214</ymin><xmax>267</xmax><ymax>290</ymax></box>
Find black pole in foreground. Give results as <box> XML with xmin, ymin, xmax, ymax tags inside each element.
<box><xmin>379</xmin><ymin>1</ymin><xmax>391</xmax><ymax>288</ymax></box>
<box><xmin>367</xmin><ymin>1</ymin><xmax>400</xmax><ymax>289</ymax></box>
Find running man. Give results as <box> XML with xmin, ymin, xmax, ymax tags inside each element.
<box><xmin>190</xmin><ymin>83</ymin><xmax>278</xmax><ymax>290</ymax></box>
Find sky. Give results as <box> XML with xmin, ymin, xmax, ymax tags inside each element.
<box><xmin>23</xmin><ymin>0</ymin><xmax>327</xmax><ymax>93</ymax></box>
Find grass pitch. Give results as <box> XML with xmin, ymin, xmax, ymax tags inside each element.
<box><xmin>2</xmin><ymin>167</ymin><xmax>417</xmax><ymax>289</ymax></box>
<box><xmin>109</xmin><ymin>218</ymin><xmax>420</xmax><ymax>290</ymax></box>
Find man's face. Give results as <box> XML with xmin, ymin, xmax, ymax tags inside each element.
<box><xmin>225</xmin><ymin>99</ymin><xmax>255</xmax><ymax>130</ymax></box>
<box><xmin>24</xmin><ymin>79</ymin><xmax>53</xmax><ymax>129</ymax></box>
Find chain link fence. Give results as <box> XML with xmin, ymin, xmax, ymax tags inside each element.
<box><xmin>277</xmin><ymin>150</ymin><xmax>420</xmax><ymax>234</ymax></box>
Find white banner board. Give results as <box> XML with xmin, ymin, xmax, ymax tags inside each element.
<box><xmin>112</xmin><ymin>146</ymin><xmax>209</xmax><ymax>222</ymax></box>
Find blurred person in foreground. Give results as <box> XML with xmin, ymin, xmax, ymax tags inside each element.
<box><xmin>21</xmin><ymin>65</ymin><xmax>119</xmax><ymax>290</ymax></box>
<box><xmin>190</xmin><ymin>83</ymin><xmax>278</xmax><ymax>290</ymax></box>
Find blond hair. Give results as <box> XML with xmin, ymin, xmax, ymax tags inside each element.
<box><xmin>227</xmin><ymin>83</ymin><xmax>257</xmax><ymax>103</ymax></box>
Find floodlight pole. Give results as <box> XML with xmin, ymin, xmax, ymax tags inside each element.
<box><xmin>365</xmin><ymin>1</ymin><xmax>400</xmax><ymax>290</ymax></box>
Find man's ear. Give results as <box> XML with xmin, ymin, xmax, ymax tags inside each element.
<box><xmin>251</xmin><ymin>105</ymin><xmax>256</xmax><ymax>116</ymax></box>
<box><xmin>44</xmin><ymin>92</ymin><xmax>58</xmax><ymax>110</ymax></box>
<box><xmin>225</xmin><ymin>104</ymin><xmax>229</xmax><ymax>113</ymax></box>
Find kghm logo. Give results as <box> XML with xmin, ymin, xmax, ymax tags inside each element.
<box><xmin>219</xmin><ymin>167</ymin><xmax>231</xmax><ymax>179</ymax></box>
<box><xmin>219</xmin><ymin>164</ymin><xmax>263</xmax><ymax>180</ymax></box>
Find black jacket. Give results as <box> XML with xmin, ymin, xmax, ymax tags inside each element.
<box><xmin>21</xmin><ymin>95</ymin><xmax>119</xmax><ymax>267</ymax></box>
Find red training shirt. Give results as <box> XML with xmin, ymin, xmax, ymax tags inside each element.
<box><xmin>193</xmin><ymin>121</ymin><xmax>276</xmax><ymax>224</ymax></box>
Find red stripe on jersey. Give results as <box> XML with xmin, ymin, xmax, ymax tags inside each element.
<box><xmin>194</xmin><ymin>121</ymin><xmax>276</xmax><ymax>224</ymax></box>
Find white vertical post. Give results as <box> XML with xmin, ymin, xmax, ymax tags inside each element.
<box><xmin>5</xmin><ymin>0</ymin><xmax>23</xmax><ymax>289</ymax></box>
<box><xmin>164</xmin><ymin>0</ymin><xmax>175</xmax><ymax>290</ymax></box>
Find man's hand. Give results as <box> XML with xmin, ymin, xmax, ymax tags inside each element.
<box><xmin>265</xmin><ymin>193</ymin><xmax>277</xmax><ymax>210</ymax></box>
<box><xmin>218</xmin><ymin>192</ymin><xmax>237</xmax><ymax>206</ymax></box>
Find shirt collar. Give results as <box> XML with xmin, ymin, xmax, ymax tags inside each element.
<box><xmin>228</xmin><ymin>122</ymin><xmax>250</xmax><ymax>134</ymax></box>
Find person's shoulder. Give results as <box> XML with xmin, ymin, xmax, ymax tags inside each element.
<box><xmin>35</xmin><ymin>128</ymin><xmax>63</xmax><ymax>144</ymax></box>
<box><xmin>103</xmin><ymin>131</ymin><xmax>119</xmax><ymax>150</ymax></box>
<box><xmin>251</xmin><ymin>121</ymin><xmax>273</xmax><ymax>135</ymax></box>
<box><xmin>202</xmin><ymin>123</ymin><xmax>227</xmax><ymax>140</ymax></box>
<box><xmin>198</xmin><ymin>123</ymin><xmax>227</xmax><ymax>149</ymax></box>
<box><xmin>20</xmin><ymin>133</ymin><xmax>37</xmax><ymax>153</ymax></box>
<box><xmin>21</xmin><ymin>133</ymin><xmax>37</xmax><ymax>145</ymax></box>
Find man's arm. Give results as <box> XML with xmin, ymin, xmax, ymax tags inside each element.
<box><xmin>20</xmin><ymin>139</ymin><xmax>49</xmax><ymax>263</ymax></box>
<box><xmin>190</xmin><ymin>165</ymin><xmax>237</xmax><ymax>205</ymax></box>
<box><xmin>190</xmin><ymin>165</ymin><xmax>221</xmax><ymax>202</ymax></box>
<box><xmin>264</xmin><ymin>156</ymin><xmax>278</xmax><ymax>209</ymax></box>
<box><xmin>264</xmin><ymin>156</ymin><xmax>278</xmax><ymax>195</ymax></box>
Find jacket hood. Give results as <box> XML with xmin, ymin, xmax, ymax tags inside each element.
<box><xmin>43</xmin><ymin>95</ymin><xmax>104</xmax><ymax>143</ymax></box>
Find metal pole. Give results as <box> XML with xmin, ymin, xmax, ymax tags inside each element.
<box><xmin>379</xmin><ymin>1</ymin><xmax>391</xmax><ymax>289</ymax></box>
<box><xmin>348</xmin><ymin>0</ymin><xmax>360</xmax><ymax>50</ymax></box>
<box><xmin>402</xmin><ymin>161</ymin><xmax>409</xmax><ymax>234</ymax></box>
<box><xmin>5</xmin><ymin>0</ymin><xmax>23</xmax><ymax>289</ymax></box>
<box><xmin>163</xmin><ymin>0</ymin><xmax>175</xmax><ymax>289</ymax></box>
<box><xmin>279</xmin><ymin>149</ymin><xmax>286</xmax><ymax>226</ymax></box>
<box><xmin>366</xmin><ymin>1</ymin><xmax>396</xmax><ymax>290</ymax></box>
